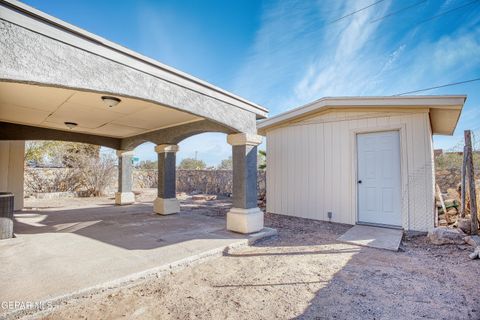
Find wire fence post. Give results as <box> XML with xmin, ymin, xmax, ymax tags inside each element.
<box><xmin>465</xmin><ymin>130</ymin><xmax>478</xmax><ymax>235</ymax></box>
<box><xmin>460</xmin><ymin>145</ymin><xmax>467</xmax><ymax>218</ymax></box>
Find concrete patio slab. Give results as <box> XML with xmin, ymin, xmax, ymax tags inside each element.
<box><xmin>337</xmin><ymin>225</ymin><xmax>403</xmax><ymax>251</ymax></box>
<box><xmin>0</xmin><ymin>201</ymin><xmax>275</xmax><ymax>317</ymax></box>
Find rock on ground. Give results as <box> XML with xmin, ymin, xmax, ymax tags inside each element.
<box><xmin>428</xmin><ymin>227</ymin><xmax>465</xmax><ymax>245</ymax></box>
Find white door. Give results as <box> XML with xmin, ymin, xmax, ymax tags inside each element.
<box><xmin>357</xmin><ymin>131</ymin><xmax>401</xmax><ymax>226</ymax></box>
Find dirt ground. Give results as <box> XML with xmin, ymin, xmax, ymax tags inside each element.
<box><xmin>21</xmin><ymin>193</ymin><xmax>480</xmax><ymax>320</ymax></box>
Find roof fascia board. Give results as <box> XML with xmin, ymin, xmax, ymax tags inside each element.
<box><xmin>258</xmin><ymin>96</ymin><xmax>466</xmax><ymax>130</ymax></box>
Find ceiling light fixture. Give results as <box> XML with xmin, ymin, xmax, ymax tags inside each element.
<box><xmin>101</xmin><ymin>96</ymin><xmax>121</xmax><ymax>108</ymax></box>
<box><xmin>64</xmin><ymin>122</ymin><xmax>78</xmax><ymax>129</ymax></box>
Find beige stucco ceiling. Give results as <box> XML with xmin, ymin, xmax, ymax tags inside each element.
<box><xmin>0</xmin><ymin>82</ymin><xmax>203</xmax><ymax>138</ymax></box>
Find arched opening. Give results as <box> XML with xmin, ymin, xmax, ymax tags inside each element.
<box><xmin>122</xmin><ymin>133</ymin><xmax>234</xmax><ymax>215</ymax></box>
<box><xmin>174</xmin><ymin>132</ymin><xmax>233</xmax><ymax>198</ymax></box>
<box><xmin>130</xmin><ymin>141</ymin><xmax>159</xmax><ymax>203</ymax></box>
<box><xmin>23</xmin><ymin>140</ymin><xmax>119</xmax><ymax>207</ymax></box>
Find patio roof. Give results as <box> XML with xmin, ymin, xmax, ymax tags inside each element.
<box><xmin>0</xmin><ymin>0</ymin><xmax>268</xmax><ymax>147</ymax></box>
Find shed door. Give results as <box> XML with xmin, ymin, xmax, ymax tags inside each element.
<box><xmin>357</xmin><ymin>131</ymin><xmax>401</xmax><ymax>226</ymax></box>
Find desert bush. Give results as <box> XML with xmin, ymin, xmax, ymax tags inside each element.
<box><xmin>134</xmin><ymin>169</ymin><xmax>158</xmax><ymax>188</ymax></box>
<box><xmin>435</xmin><ymin>153</ymin><xmax>463</xmax><ymax>170</ymax></box>
<box><xmin>178</xmin><ymin>158</ymin><xmax>206</xmax><ymax>170</ymax></box>
<box><xmin>217</xmin><ymin>157</ymin><xmax>232</xmax><ymax>170</ymax></box>
<box><xmin>24</xmin><ymin>168</ymin><xmax>82</xmax><ymax>194</ymax></box>
<box><xmin>25</xmin><ymin>142</ymin><xmax>116</xmax><ymax>197</ymax></box>
<box><xmin>67</xmin><ymin>152</ymin><xmax>116</xmax><ymax>197</ymax></box>
<box><xmin>435</xmin><ymin>152</ymin><xmax>480</xmax><ymax>171</ymax></box>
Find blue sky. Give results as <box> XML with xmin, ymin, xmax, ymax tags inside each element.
<box><xmin>23</xmin><ymin>0</ymin><xmax>480</xmax><ymax>166</ymax></box>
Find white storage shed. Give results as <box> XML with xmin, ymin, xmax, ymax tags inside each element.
<box><xmin>258</xmin><ymin>96</ymin><xmax>466</xmax><ymax>232</ymax></box>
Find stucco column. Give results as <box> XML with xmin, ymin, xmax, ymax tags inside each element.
<box><xmin>0</xmin><ymin>141</ymin><xmax>25</xmax><ymax>210</ymax></box>
<box><xmin>154</xmin><ymin>144</ymin><xmax>180</xmax><ymax>215</ymax></box>
<box><xmin>115</xmin><ymin>150</ymin><xmax>135</xmax><ymax>205</ymax></box>
<box><xmin>226</xmin><ymin>133</ymin><xmax>263</xmax><ymax>233</ymax></box>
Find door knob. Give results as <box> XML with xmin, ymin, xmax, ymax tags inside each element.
<box><xmin>358</xmin><ymin>180</ymin><xmax>362</xmax><ymax>184</ymax></box>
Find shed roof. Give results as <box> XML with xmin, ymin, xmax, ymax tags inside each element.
<box><xmin>258</xmin><ymin>96</ymin><xmax>466</xmax><ymax>135</ymax></box>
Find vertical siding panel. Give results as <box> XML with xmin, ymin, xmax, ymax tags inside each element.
<box><xmin>376</xmin><ymin>116</ymin><xmax>388</xmax><ymax>128</ymax></box>
<box><xmin>303</xmin><ymin>125</ymin><xmax>310</xmax><ymax>219</ymax></box>
<box><xmin>305</xmin><ymin>125</ymin><xmax>312</xmax><ymax>219</ymax></box>
<box><xmin>332</xmin><ymin>120</ymin><xmax>342</xmax><ymax>222</ymax></box>
<box><xmin>336</xmin><ymin>119</ymin><xmax>343</xmax><ymax>222</ymax></box>
<box><xmin>293</xmin><ymin>126</ymin><xmax>302</xmax><ymax>217</ymax></box>
<box><xmin>425</xmin><ymin>113</ymin><xmax>435</xmax><ymax>230</ymax></box>
<box><xmin>306</xmin><ymin>125</ymin><xmax>314</xmax><ymax>219</ymax></box>
<box><xmin>288</xmin><ymin>126</ymin><xmax>300</xmax><ymax>216</ymax></box>
<box><xmin>324</xmin><ymin>122</ymin><xmax>332</xmax><ymax>221</ymax></box>
<box><xmin>415</xmin><ymin>113</ymin><xmax>429</xmax><ymax>231</ymax></box>
<box><xmin>266</xmin><ymin>132</ymin><xmax>272</xmax><ymax>213</ymax></box>
<box><xmin>283</xmin><ymin>128</ymin><xmax>289</xmax><ymax>215</ymax></box>
<box><xmin>270</xmin><ymin>130</ymin><xmax>277</xmax><ymax>213</ymax></box>
<box><xmin>337</xmin><ymin>121</ymin><xmax>344</xmax><ymax>222</ymax></box>
<box><xmin>416</xmin><ymin>113</ymin><xmax>427</xmax><ymax>230</ymax></box>
<box><xmin>340</xmin><ymin>120</ymin><xmax>350</xmax><ymax>223</ymax></box>
<box><xmin>273</xmin><ymin>130</ymin><xmax>279</xmax><ymax>213</ymax></box>
<box><xmin>281</xmin><ymin>128</ymin><xmax>287</xmax><ymax>214</ymax></box>
<box><xmin>317</xmin><ymin>123</ymin><xmax>325</xmax><ymax>220</ymax></box>
<box><xmin>311</xmin><ymin>125</ymin><xmax>318</xmax><ymax>219</ymax></box>
<box><xmin>287</xmin><ymin>127</ymin><xmax>294</xmax><ymax>215</ymax></box>
<box><xmin>348</xmin><ymin>118</ymin><xmax>356</xmax><ymax>223</ymax></box>
<box><xmin>406</xmin><ymin>114</ymin><xmax>416</xmax><ymax>230</ymax></box>
<box><xmin>282</xmin><ymin>128</ymin><xmax>289</xmax><ymax>215</ymax></box>
<box><xmin>278</xmin><ymin>129</ymin><xmax>284</xmax><ymax>214</ymax></box>
<box><xmin>412</xmin><ymin>114</ymin><xmax>423</xmax><ymax>231</ymax></box>
<box><xmin>270</xmin><ymin>130</ymin><xmax>276</xmax><ymax>213</ymax></box>
<box><xmin>272</xmin><ymin>130</ymin><xmax>278</xmax><ymax>214</ymax></box>
<box><xmin>297</xmin><ymin>126</ymin><xmax>303</xmax><ymax>217</ymax></box>
<box><xmin>298</xmin><ymin>125</ymin><xmax>306</xmax><ymax>218</ymax></box>
<box><xmin>279</xmin><ymin>129</ymin><xmax>285</xmax><ymax>214</ymax></box>
<box><xmin>331</xmin><ymin>121</ymin><xmax>338</xmax><ymax>222</ymax></box>
<box><xmin>367</xmin><ymin>117</ymin><xmax>377</xmax><ymax>129</ymax></box>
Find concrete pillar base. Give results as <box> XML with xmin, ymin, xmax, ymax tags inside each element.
<box><xmin>154</xmin><ymin>197</ymin><xmax>180</xmax><ymax>215</ymax></box>
<box><xmin>115</xmin><ymin>192</ymin><xmax>135</xmax><ymax>205</ymax></box>
<box><xmin>227</xmin><ymin>207</ymin><xmax>264</xmax><ymax>234</ymax></box>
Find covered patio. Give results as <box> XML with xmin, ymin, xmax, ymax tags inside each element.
<box><xmin>0</xmin><ymin>0</ymin><xmax>268</xmax><ymax>234</ymax></box>
<box><xmin>0</xmin><ymin>194</ymin><xmax>276</xmax><ymax>314</ymax></box>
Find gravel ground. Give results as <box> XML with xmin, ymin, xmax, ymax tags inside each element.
<box><xmin>22</xmin><ymin>193</ymin><xmax>480</xmax><ymax>320</ymax></box>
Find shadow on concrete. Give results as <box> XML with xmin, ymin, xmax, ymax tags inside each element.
<box><xmin>12</xmin><ymin>200</ymin><xmax>242</xmax><ymax>251</ymax></box>
<box><xmin>1</xmin><ymin>198</ymin><xmax>278</xmax><ymax>309</ymax></box>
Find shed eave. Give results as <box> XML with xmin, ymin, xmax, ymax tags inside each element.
<box><xmin>258</xmin><ymin>95</ymin><xmax>466</xmax><ymax>135</ymax></box>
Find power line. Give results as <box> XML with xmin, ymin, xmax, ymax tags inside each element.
<box><xmin>393</xmin><ymin>77</ymin><xmax>480</xmax><ymax>96</ymax></box>
<box><xmin>416</xmin><ymin>0</ymin><xmax>480</xmax><ymax>25</ymax></box>
<box><xmin>370</xmin><ymin>0</ymin><xmax>428</xmax><ymax>23</ymax></box>
<box><xmin>328</xmin><ymin>0</ymin><xmax>386</xmax><ymax>24</ymax></box>
<box><xmin>209</xmin><ymin>1</ymin><xmax>479</xmax><ymax>94</ymax></box>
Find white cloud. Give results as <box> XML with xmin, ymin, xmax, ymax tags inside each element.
<box><xmin>432</xmin><ymin>29</ymin><xmax>480</xmax><ymax>71</ymax></box>
<box><xmin>294</xmin><ymin>1</ymin><xmax>393</xmax><ymax>99</ymax></box>
<box><xmin>232</xmin><ymin>0</ymin><xmax>394</xmax><ymax>111</ymax></box>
